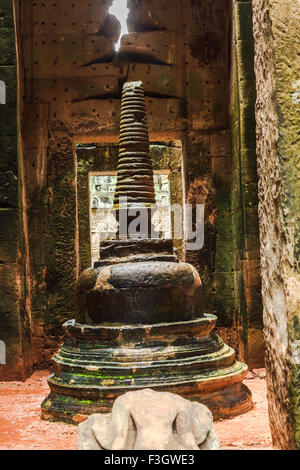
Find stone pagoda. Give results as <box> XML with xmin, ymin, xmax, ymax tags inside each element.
<box><xmin>41</xmin><ymin>81</ymin><xmax>252</xmax><ymax>423</ymax></box>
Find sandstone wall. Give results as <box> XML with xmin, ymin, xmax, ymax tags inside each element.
<box><xmin>0</xmin><ymin>0</ymin><xmax>263</xmax><ymax>375</ymax></box>
<box><xmin>230</xmin><ymin>0</ymin><xmax>263</xmax><ymax>367</ymax></box>
<box><xmin>0</xmin><ymin>0</ymin><xmax>32</xmax><ymax>380</ymax></box>
<box><xmin>252</xmin><ymin>0</ymin><xmax>300</xmax><ymax>449</ymax></box>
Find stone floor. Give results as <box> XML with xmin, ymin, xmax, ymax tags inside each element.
<box><xmin>0</xmin><ymin>369</ymin><xmax>273</xmax><ymax>450</ymax></box>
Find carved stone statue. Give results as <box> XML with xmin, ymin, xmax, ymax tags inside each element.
<box><xmin>78</xmin><ymin>389</ymin><xmax>219</xmax><ymax>450</ymax></box>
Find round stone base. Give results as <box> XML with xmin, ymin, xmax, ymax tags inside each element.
<box><xmin>41</xmin><ymin>315</ymin><xmax>252</xmax><ymax>423</ymax></box>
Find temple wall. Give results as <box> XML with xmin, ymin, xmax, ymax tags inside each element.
<box><xmin>0</xmin><ymin>0</ymin><xmax>32</xmax><ymax>380</ymax></box>
<box><xmin>0</xmin><ymin>0</ymin><xmax>264</xmax><ymax>377</ymax></box>
<box><xmin>229</xmin><ymin>0</ymin><xmax>263</xmax><ymax>367</ymax></box>
<box><xmin>77</xmin><ymin>142</ymin><xmax>184</xmax><ymax>272</ymax></box>
<box><xmin>252</xmin><ymin>0</ymin><xmax>300</xmax><ymax>449</ymax></box>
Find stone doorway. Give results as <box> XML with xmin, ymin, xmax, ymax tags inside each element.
<box><xmin>76</xmin><ymin>141</ymin><xmax>185</xmax><ymax>271</ymax></box>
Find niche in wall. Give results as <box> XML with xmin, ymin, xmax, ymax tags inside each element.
<box><xmin>76</xmin><ymin>141</ymin><xmax>184</xmax><ymax>271</ymax></box>
<box><xmin>89</xmin><ymin>170</ymin><xmax>171</xmax><ymax>264</ymax></box>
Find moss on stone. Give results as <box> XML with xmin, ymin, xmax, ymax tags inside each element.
<box><xmin>0</xmin><ymin>136</ymin><xmax>18</xmax><ymax>173</ymax></box>
<box><xmin>0</xmin><ymin>1</ymin><xmax>15</xmax><ymax>29</ymax></box>
<box><xmin>229</xmin><ymin>0</ymin><xmax>263</xmax><ymax>361</ymax></box>
<box><xmin>0</xmin><ymin>28</ymin><xmax>16</xmax><ymax>65</ymax></box>
<box><xmin>0</xmin><ymin>106</ymin><xmax>17</xmax><ymax>136</ymax></box>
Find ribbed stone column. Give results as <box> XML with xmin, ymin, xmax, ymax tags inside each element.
<box><xmin>114</xmin><ymin>81</ymin><xmax>156</xmax><ymax>238</ymax></box>
<box><xmin>114</xmin><ymin>81</ymin><xmax>155</xmax><ymax>206</ymax></box>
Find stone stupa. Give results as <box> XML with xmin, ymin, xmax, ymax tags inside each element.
<box><xmin>41</xmin><ymin>81</ymin><xmax>252</xmax><ymax>423</ymax></box>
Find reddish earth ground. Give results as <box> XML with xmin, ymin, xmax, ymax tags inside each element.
<box><xmin>0</xmin><ymin>369</ymin><xmax>273</xmax><ymax>450</ymax></box>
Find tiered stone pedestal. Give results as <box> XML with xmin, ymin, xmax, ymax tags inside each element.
<box><xmin>41</xmin><ymin>314</ymin><xmax>252</xmax><ymax>423</ymax></box>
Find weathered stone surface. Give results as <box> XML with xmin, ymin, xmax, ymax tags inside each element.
<box><xmin>127</xmin><ymin>63</ymin><xmax>184</xmax><ymax>99</ymax></box>
<box><xmin>145</xmin><ymin>97</ymin><xmax>185</xmax><ymax>134</ymax></box>
<box><xmin>26</xmin><ymin>75</ymin><xmax>119</xmax><ymax>103</ymax></box>
<box><xmin>99</xmin><ymin>13</ymin><xmax>121</xmax><ymax>43</ymax></box>
<box><xmin>22</xmin><ymin>102</ymin><xmax>49</xmax><ymax>144</ymax></box>
<box><xmin>22</xmin><ymin>34</ymin><xmax>115</xmax><ymax>70</ymax></box>
<box><xmin>26</xmin><ymin>62</ymin><xmax>121</xmax><ymax>81</ymax></box>
<box><xmin>3</xmin><ymin>0</ymin><xmax>263</xmax><ymax>373</ymax></box>
<box><xmin>20</xmin><ymin>0</ymin><xmax>111</xmax><ymax>36</ymax></box>
<box><xmin>181</xmin><ymin>0</ymin><xmax>230</xmax><ymax>34</ymax></box>
<box><xmin>0</xmin><ymin>2</ymin><xmax>32</xmax><ymax>380</ymax></box>
<box><xmin>186</xmin><ymin>32</ymin><xmax>229</xmax><ymax>68</ymax></box>
<box><xmin>45</xmin><ymin>129</ymin><xmax>78</xmax><ymax>334</ymax></box>
<box><xmin>98</xmin><ymin>239</ymin><xmax>176</xmax><ymax>263</ymax></box>
<box><xmin>127</xmin><ymin>0</ymin><xmax>183</xmax><ymax>32</ymax></box>
<box><xmin>0</xmin><ymin>171</ymin><xmax>18</xmax><ymax>208</ymax></box>
<box><xmin>114</xmin><ymin>81</ymin><xmax>155</xmax><ymax>206</ymax></box>
<box><xmin>41</xmin><ymin>315</ymin><xmax>251</xmax><ymax>422</ymax></box>
<box><xmin>0</xmin><ymin>0</ymin><xmax>15</xmax><ymax>29</ymax></box>
<box><xmin>77</xmin><ymin>142</ymin><xmax>184</xmax><ymax>273</ymax></box>
<box><xmin>0</xmin><ymin>262</ymin><xmax>31</xmax><ymax>381</ymax></box>
<box><xmin>16</xmin><ymin>0</ymin><xmax>234</xmax><ymax>373</ymax></box>
<box><xmin>0</xmin><ymin>106</ymin><xmax>17</xmax><ymax>136</ymax></box>
<box><xmin>120</xmin><ymin>31</ymin><xmax>185</xmax><ymax>66</ymax></box>
<box><xmin>80</xmin><ymin>260</ymin><xmax>202</xmax><ymax>324</ymax></box>
<box><xmin>0</xmin><ymin>28</ymin><xmax>16</xmax><ymax>65</ymax></box>
<box><xmin>252</xmin><ymin>0</ymin><xmax>300</xmax><ymax>449</ymax></box>
<box><xmin>0</xmin><ymin>136</ymin><xmax>18</xmax><ymax>173</ymax></box>
<box><xmin>187</xmin><ymin>67</ymin><xmax>229</xmax><ymax>130</ymax></box>
<box><xmin>78</xmin><ymin>389</ymin><xmax>219</xmax><ymax>450</ymax></box>
<box><xmin>75</xmin><ymin>83</ymin><xmax>201</xmax><ymax>325</ymax></box>
<box><xmin>49</xmin><ymin>100</ymin><xmax>120</xmax><ymax>137</ymax></box>
<box><xmin>42</xmin><ymin>77</ymin><xmax>252</xmax><ymax>424</ymax></box>
<box><xmin>229</xmin><ymin>0</ymin><xmax>263</xmax><ymax>367</ymax></box>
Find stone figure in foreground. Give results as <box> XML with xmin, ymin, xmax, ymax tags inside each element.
<box><xmin>78</xmin><ymin>389</ymin><xmax>219</xmax><ymax>450</ymax></box>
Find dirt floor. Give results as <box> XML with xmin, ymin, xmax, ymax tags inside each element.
<box><xmin>0</xmin><ymin>369</ymin><xmax>273</xmax><ymax>450</ymax></box>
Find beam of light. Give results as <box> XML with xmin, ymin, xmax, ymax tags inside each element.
<box><xmin>109</xmin><ymin>0</ymin><xmax>129</xmax><ymax>51</ymax></box>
